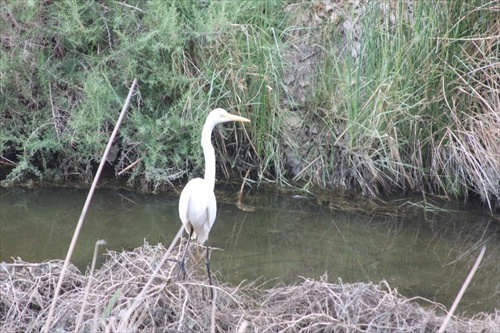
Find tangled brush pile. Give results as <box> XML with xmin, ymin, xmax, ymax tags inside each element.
<box><xmin>1</xmin><ymin>242</ymin><xmax>498</xmax><ymax>332</ymax></box>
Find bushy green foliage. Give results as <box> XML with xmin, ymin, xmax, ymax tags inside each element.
<box><xmin>1</xmin><ymin>0</ymin><xmax>286</xmax><ymax>189</ymax></box>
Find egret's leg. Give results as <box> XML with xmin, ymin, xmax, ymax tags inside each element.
<box><xmin>178</xmin><ymin>227</ymin><xmax>193</xmax><ymax>279</ymax></box>
<box><xmin>205</xmin><ymin>244</ymin><xmax>214</xmax><ymax>301</ymax></box>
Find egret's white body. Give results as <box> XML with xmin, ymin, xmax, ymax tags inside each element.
<box><xmin>177</xmin><ymin>108</ymin><xmax>250</xmax><ymax>296</ymax></box>
<box><xmin>178</xmin><ymin>178</ymin><xmax>216</xmax><ymax>244</ymax></box>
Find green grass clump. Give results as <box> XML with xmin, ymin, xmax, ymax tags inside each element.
<box><xmin>281</xmin><ymin>0</ymin><xmax>499</xmax><ymax>209</ymax></box>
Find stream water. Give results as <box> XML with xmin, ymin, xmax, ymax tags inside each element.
<box><xmin>0</xmin><ymin>186</ymin><xmax>498</xmax><ymax>315</ymax></box>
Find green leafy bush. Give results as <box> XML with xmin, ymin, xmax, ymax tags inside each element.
<box><xmin>1</xmin><ymin>0</ymin><xmax>285</xmax><ymax>190</ymax></box>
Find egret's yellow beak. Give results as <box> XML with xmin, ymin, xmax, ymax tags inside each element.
<box><xmin>224</xmin><ymin>113</ymin><xmax>251</xmax><ymax>123</ymax></box>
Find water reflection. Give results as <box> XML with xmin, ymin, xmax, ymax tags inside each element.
<box><xmin>0</xmin><ymin>186</ymin><xmax>498</xmax><ymax>314</ymax></box>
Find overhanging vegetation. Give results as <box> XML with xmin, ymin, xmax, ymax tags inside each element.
<box><xmin>1</xmin><ymin>0</ymin><xmax>498</xmax><ymax>209</ymax></box>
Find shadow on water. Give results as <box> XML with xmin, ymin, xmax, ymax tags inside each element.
<box><xmin>0</xmin><ymin>186</ymin><xmax>498</xmax><ymax>315</ymax></box>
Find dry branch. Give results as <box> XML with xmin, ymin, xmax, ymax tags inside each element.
<box><xmin>43</xmin><ymin>78</ymin><xmax>138</xmax><ymax>332</ymax></box>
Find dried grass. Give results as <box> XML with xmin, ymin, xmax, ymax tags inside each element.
<box><xmin>1</xmin><ymin>242</ymin><xmax>498</xmax><ymax>332</ymax></box>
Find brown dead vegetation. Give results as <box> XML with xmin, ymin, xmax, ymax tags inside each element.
<box><xmin>1</xmin><ymin>242</ymin><xmax>498</xmax><ymax>332</ymax></box>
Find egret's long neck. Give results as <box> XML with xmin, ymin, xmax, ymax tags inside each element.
<box><xmin>201</xmin><ymin>122</ymin><xmax>216</xmax><ymax>191</ymax></box>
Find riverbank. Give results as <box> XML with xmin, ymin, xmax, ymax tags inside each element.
<box><xmin>1</xmin><ymin>242</ymin><xmax>498</xmax><ymax>332</ymax></box>
<box><xmin>1</xmin><ymin>1</ymin><xmax>499</xmax><ymax>211</ymax></box>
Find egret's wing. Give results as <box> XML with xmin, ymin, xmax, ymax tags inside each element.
<box><xmin>178</xmin><ymin>178</ymin><xmax>217</xmax><ymax>244</ymax></box>
<box><xmin>178</xmin><ymin>179</ymin><xmax>198</xmax><ymax>233</ymax></box>
<box><xmin>204</xmin><ymin>193</ymin><xmax>216</xmax><ymax>239</ymax></box>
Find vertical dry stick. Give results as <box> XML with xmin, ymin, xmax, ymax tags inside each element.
<box><xmin>237</xmin><ymin>169</ymin><xmax>251</xmax><ymax>205</ymax></box>
<box><xmin>43</xmin><ymin>78</ymin><xmax>138</xmax><ymax>333</ymax></box>
<box><xmin>48</xmin><ymin>82</ymin><xmax>60</xmax><ymax>139</ymax></box>
<box><xmin>438</xmin><ymin>245</ymin><xmax>486</xmax><ymax>333</ymax></box>
<box><xmin>75</xmin><ymin>239</ymin><xmax>107</xmax><ymax>333</ymax></box>
<box><xmin>210</xmin><ymin>289</ymin><xmax>217</xmax><ymax>333</ymax></box>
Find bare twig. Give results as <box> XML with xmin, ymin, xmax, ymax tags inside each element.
<box><xmin>48</xmin><ymin>82</ymin><xmax>60</xmax><ymax>139</ymax></box>
<box><xmin>117</xmin><ymin>1</ymin><xmax>143</xmax><ymax>12</ymax></box>
<box><xmin>438</xmin><ymin>245</ymin><xmax>487</xmax><ymax>333</ymax></box>
<box><xmin>116</xmin><ymin>192</ymin><xmax>139</xmax><ymax>206</ymax></box>
<box><xmin>211</xmin><ymin>289</ymin><xmax>217</xmax><ymax>333</ymax></box>
<box><xmin>237</xmin><ymin>169</ymin><xmax>251</xmax><ymax>205</ymax></box>
<box><xmin>0</xmin><ymin>155</ymin><xmax>16</xmax><ymax>166</ymax></box>
<box><xmin>117</xmin><ymin>157</ymin><xmax>142</xmax><ymax>175</ymax></box>
<box><xmin>43</xmin><ymin>78</ymin><xmax>138</xmax><ymax>333</ymax></box>
<box><xmin>75</xmin><ymin>240</ymin><xmax>106</xmax><ymax>333</ymax></box>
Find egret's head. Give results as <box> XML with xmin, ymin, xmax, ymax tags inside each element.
<box><xmin>207</xmin><ymin>108</ymin><xmax>251</xmax><ymax>126</ymax></box>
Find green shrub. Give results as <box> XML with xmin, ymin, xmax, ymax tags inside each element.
<box><xmin>1</xmin><ymin>0</ymin><xmax>287</xmax><ymax>189</ymax></box>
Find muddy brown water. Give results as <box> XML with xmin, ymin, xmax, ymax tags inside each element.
<box><xmin>1</xmin><ymin>186</ymin><xmax>498</xmax><ymax>315</ymax></box>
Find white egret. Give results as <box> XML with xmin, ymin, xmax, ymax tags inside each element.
<box><xmin>178</xmin><ymin>108</ymin><xmax>250</xmax><ymax>300</ymax></box>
